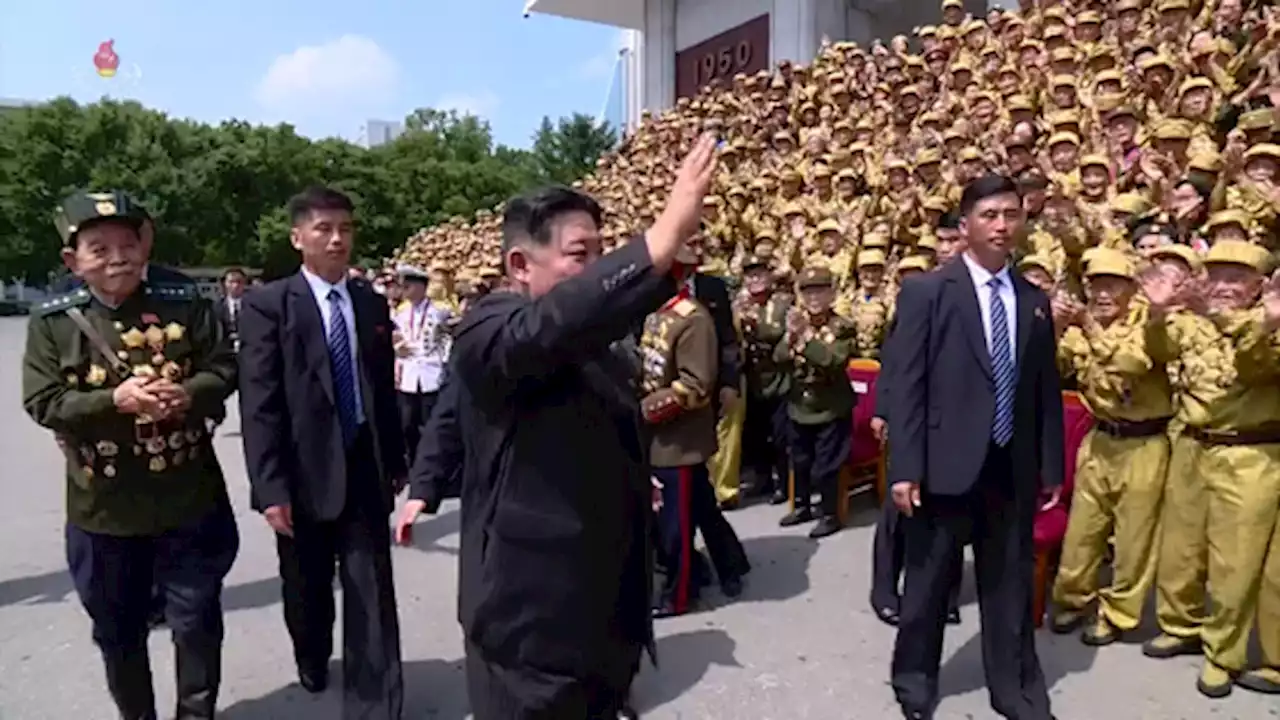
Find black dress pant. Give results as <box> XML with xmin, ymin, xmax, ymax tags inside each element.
<box><xmin>466</xmin><ymin>639</ymin><xmax>640</xmax><ymax>720</ymax></box>
<box><xmin>790</xmin><ymin>417</ymin><xmax>852</xmax><ymax>517</ymax></box>
<box><xmin>892</xmin><ymin>444</ymin><xmax>1051</xmax><ymax>720</ymax></box>
<box><xmin>397</xmin><ymin>390</ymin><xmax>438</xmax><ymax>464</ymax></box>
<box><xmin>742</xmin><ymin>394</ymin><xmax>790</xmax><ymax>493</ymax></box>
<box><xmin>871</xmin><ymin>497</ymin><xmax>961</xmax><ymax>615</ymax></box>
<box><xmin>275</xmin><ymin>426</ymin><xmax>404</xmax><ymax>719</ymax></box>
<box><xmin>653</xmin><ymin>464</ymin><xmax>749</xmax><ymax>612</ymax></box>
<box><xmin>66</xmin><ymin>499</ymin><xmax>239</xmax><ymax>720</ymax></box>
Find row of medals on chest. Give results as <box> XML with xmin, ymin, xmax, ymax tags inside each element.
<box><xmin>70</xmin><ymin>320</ymin><xmax>201</xmax><ymax>479</ymax></box>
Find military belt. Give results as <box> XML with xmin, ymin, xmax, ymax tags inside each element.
<box><xmin>1094</xmin><ymin>416</ymin><xmax>1172</xmax><ymax>439</ymax></box>
<box><xmin>1186</xmin><ymin>423</ymin><xmax>1280</xmax><ymax>446</ymax></box>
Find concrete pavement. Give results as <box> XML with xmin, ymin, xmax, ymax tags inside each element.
<box><xmin>0</xmin><ymin>318</ymin><xmax>1273</xmax><ymax>719</ymax></box>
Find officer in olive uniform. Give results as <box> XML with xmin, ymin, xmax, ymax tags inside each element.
<box><xmin>775</xmin><ymin>266</ymin><xmax>856</xmax><ymax>539</ymax></box>
<box><xmin>641</xmin><ymin>247</ymin><xmax>749</xmax><ymax>617</ymax></box>
<box><xmin>736</xmin><ymin>253</ymin><xmax>793</xmax><ymax>505</ymax></box>
<box><xmin>22</xmin><ymin>191</ymin><xmax>239</xmax><ymax>720</ymax></box>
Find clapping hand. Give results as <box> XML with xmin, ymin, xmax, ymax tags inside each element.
<box><xmin>1139</xmin><ymin>264</ymin><xmax>1186</xmax><ymax>313</ymax></box>
<box><xmin>1263</xmin><ymin>270</ymin><xmax>1280</xmax><ymax>331</ymax></box>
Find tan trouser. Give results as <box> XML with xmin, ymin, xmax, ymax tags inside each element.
<box><xmin>707</xmin><ymin>380</ymin><xmax>746</xmax><ymax>505</ymax></box>
<box><xmin>1052</xmin><ymin>428</ymin><xmax>1169</xmax><ymax>630</ymax></box>
<box><xmin>1257</xmin><ymin>511</ymin><xmax>1280</xmax><ymax>669</ymax></box>
<box><xmin>1153</xmin><ymin>434</ymin><xmax>1210</xmax><ymax>639</ymax></box>
<box><xmin>1200</xmin><ymin>442</ymin><xmax>1280</xmax><ymax>671</ymax></box>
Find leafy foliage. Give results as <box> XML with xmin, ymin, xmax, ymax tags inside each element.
<box><xmin>0</xmin><ymin>99</ymin><xmax>614</xmax><ymax>282</ymax></box>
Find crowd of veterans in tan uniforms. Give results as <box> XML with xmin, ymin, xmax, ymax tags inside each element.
<box><xmin>381</xmin><ymin>0</ymin><xmax>1280</xmax><ymax>699</ymax></box>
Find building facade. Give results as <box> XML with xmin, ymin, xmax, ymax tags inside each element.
<box><xmin>525</xmin><ymin>0</ymin><xmax>991</xmax><ymax>133</ymax></box>
<box><xmin>364</xmin><ymin>119</ymin><xmax>405</xmax><ymax>148</ymax></box>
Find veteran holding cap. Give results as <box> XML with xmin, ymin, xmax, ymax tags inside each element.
<box><xmin>22</xmin><ymin>190</ymin><xmax>239</xmax><ymax>720</ymax></box>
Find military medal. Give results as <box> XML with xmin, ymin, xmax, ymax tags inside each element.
<box><xmin>145</xmin><ymin>436</ymin><xmax>167</xmax><ymax>455</ymax></box>
<box><xmin>116</xmin><ymin>350</ymin><xmax>130</xmax><ymax>361</ymax></box>
<box><xmin>164</xmin><ymin>322</ymin><xmax>185</xmax><ymax>342</ymax></box>
<box><xmin>121</xmin><ymin>327</ymin><xmax>146</xmax><ymax>349</ymax></box>
<box><xmin>172</xmin><ymin>450</ymin><xmax>185</xmax><ymax>467</ymax></box>
<box><xmin>149</xmin><ymin>456</ymin><xmax>167</xmax><ymax>473</ymax></box>
<box><xmin>161</xmin><ymin>361</ymin><xmax>183</xmax><ymax>381</ymax></box>
<box><xmin>86</xmin><ymin>365</ymin><xmax>108</xmax><ymax>386</ymax></box>
<box><xmin>66</xmin><ymin>373</ymin><xmax>79</xmax><ymax>387</ymax></box>
<box><xmin>103</xmin><ymin>464</ymin><xmax>117</xmax><ymax>478</ymax></box>
<box><xmin>96</xmin><ymin>440</ymin><xmax>119</xmax><ymax>457</ymax></box>
<box><xmin>185</xmin><ymin>428</ymin><xmax>201</xmax><ymax>443</ymax></box>
<box><xmin>144</xmin><ymin>325</ymin><xmax>165</xmax><ymax>352</ymax></box>
<box><xmin>113</xmin><ymin>321</ymin><xmax>125</xmax><ymax>331</ymax></box>
<box><xmin>168</xmin><ymin>432</ymin><xmax>185</xmax><ymax>450</ymax></box>
<box><xmin>152</xmin><ymin>353</ymin><xmax>166</xmax><ymax>366</ymax></box>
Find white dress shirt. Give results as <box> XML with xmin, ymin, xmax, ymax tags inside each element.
<box><xmin>961</xmin><ymin>252</ymin><xmax>1017</xmax><ymax>360</ymax></box>
<box><xmin>301</xmin><ymin>266</ymin><xmax>366</xmax><ymax>425</ymax></box>
<box><xmin>391</xmin><ymin>299</ymin><xmax>450</xmax><ymax>393</ymax></box>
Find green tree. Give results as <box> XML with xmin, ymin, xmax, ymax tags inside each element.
<box><xmin>530</xmin><ymin>113</ymin><xmax>617</xmax><ymax>186</ymax></box>
<box><xmin>0</xmin><ymin>98</ymin><xmax>581</xmax><ymax>284</ymax></box>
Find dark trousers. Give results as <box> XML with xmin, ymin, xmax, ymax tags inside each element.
<box><xmin>892</xmin><ymin>444</ymin><xmax>1051</xmax><ymax>720</ymax></box>
<box><xmin>465</xmin><ymin>639</ymin><xmax>640</xmax><ymax>720</ymax></box>
<box><xmin>397</xmin><ymin>390</ymin><xmax>438</xmax><ymax>465</ymax></box>
<box><xmin>871</xmin><ymin>497</ymin><xmax>961</xmax><ymax>615</ymax></box>
<box><xmin>66</xmin><ymin>499</ymin><xmax>239</xmax><ymax>720</ymax></box>
<box><xmin>742</xmin><ymin>395</ymin><xmax>790</xmax><ymax>493</ymax></box>
<box><xmin>653</xmin><ymin>464</ymin><xmax>749</xmax><ymax>613</ymax></box>
<box><xmin>275</xmin><ymin>427</ymin><xmax>404</xmax><ymax>719</ymax></box>
<box><xmin>790</xmin><ymin>416</ymin><xmax>852</xmax><ymax>517</ymax></box>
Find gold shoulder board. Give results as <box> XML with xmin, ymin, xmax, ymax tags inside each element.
<box><xmin>672</xmin><ymin>298</ymin><xmax>697</xmax><ymax>317</ymax></box>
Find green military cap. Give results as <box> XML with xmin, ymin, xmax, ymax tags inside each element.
<box><xmin>796</xmin><ymin>265</ymin><xmax>835</xmax><ymax>289</ymax></box>
<box><xmin>742</xmin><ymin>254</ymin><xmax>771</xmax><ymax>271</ymax></box>
<box><xmin>54</xmin><ymin>190</ymin><xmax>146</xmax><ymax>246</ymax></box>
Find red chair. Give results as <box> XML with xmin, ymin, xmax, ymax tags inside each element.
<box><xmin>1031</xmin><ymin>390</ymin><xmax>1094</xmax><ymax>627</ymax></box>
<box><xmin>787</xmin><ymin>359</ymin><xmax>883</xmax><ymax>524</ymax></box>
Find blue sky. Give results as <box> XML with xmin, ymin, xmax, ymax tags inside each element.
<box><xmin>0</xmin><ymin>0</ymin><xmax>624</xmax><ymax>148</ymax></box>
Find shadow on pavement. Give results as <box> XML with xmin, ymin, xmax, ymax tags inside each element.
<box><xmin>402</xmin><ymin>508</ymin><xmax>461</xmax><ymax>557</ymax></box>
<box><xmin>733</xmin><ymin>534</ymin><xmax>819</xmax><ymax>603</ymax></box>
<box><xmin>633</xmin><ymin>628</ymin><xmax>739</xmax><ymax>713</ymax></box>
<box><xmin>938</xmin><ymin>626</ymin><xmax>1097</xmax><ymax>702</ymax></box>
<box><xmin>221</xmin><ymin>657</ymin><xmax>470</xmax><ymax>719</ymax></box>
<box><xmin>0</xmin><ymin>569</ymin><xmax>75</xmax><ymax>607</ymax></box>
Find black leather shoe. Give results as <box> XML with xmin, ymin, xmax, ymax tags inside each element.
<box><xmin>617</xmin><ymin>704</ymin><xmax>639</xmax><ymax>720</ymax></box>
<box><xmin>875</xmin><ymin>606</ymin><xmax>900</xmax><ymax>626</ymax></box>
<box><xmin>808</xmin><ymin>515</ymin><xmax>843</xmax><ymax>539</ymax></box>
<box><xmin>779</xmin><ymin>506</ymin><xmax>814</xmax><ymax>527</ymax></box>
<box><xmin>946</xmin><ymin>609</ymin><xmax>961</xmax><ymax>625</ymax></box>
<box><xmin>298</xmin><ymin>668</ymin><xmax>328</xmax><ymax>694</ymax></box>
<box><xmin>721</xmin><ymin>576</ymin><xmax>744</xmax><ymax>599</ymax></box>
<box><xmin>718</xmin><ymin>497</ymin><xmax>740</xmax><ymax>511</ymax></box>
<box><xmin>769</xmin><ymin>490</ymin><xmax>788</xmax><ymax>505</ymax></box>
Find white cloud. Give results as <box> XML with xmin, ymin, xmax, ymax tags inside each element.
<box><xmin>254</xmin><ymin>35</ymin><xmax>400</xmax><ymax>113</ymax></box>
<box><xmin>435</xmin><ymin>90</ymin><xmax>501</xmax><ymax>120</ymax></box>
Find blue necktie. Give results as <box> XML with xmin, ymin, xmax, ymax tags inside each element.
<box><xmin>327</xmin><ymin>289</ymin><xmax>359</xmax><ymax>444</ymax></box>
<box><xmin>988</xmin><ymin>277</ymin><xmax>1015</xmax><ymax>446</ymax></box>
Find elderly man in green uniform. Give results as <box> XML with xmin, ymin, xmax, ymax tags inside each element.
<box><xmin>735</xmin><ymin>253</ymin><xmax>793</xmax><ymax>505</ymax></box>
<box><xmin>776</xmin><ymin>265</ymin><xmax>857</xmax><ymax>539</ymax></box>
<box><xmin>22</xmin><ymin>191</ymin><xmax>239</xmax><ymax>720</ymax></box>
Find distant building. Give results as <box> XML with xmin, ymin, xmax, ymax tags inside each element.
<box><xmin>364</xmin><ymin>119</ymin><xmax>404</xmax><ymax>148</ymax></box>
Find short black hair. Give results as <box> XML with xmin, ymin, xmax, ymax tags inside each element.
<box><xmin>937</xmin><ymin>208</ymin><xmax>961</xmax><ymax>230</ymax></box>
<box><xmin>222</xmin><ymin>267</ymin><xmax>247</xmax><ymax>281</ymax></box>
<box><xmin>288</xmin><ymin>185</ymin><xmax>355</xmax><ymax>226</ymax></box>
<box><xmin>501</xmin><ymin>186</ymin><xmax>603</xmax><ymax>257</ymax></box>
<box><xmin>959</xmin><ymin>175</ymin><xmax>1021</xmax><ymax>217</ymax></box>
<box><xmin>1016</xmin><ymin>171</ymin><xmax>1049</xmax><ymax>192</ymax></box>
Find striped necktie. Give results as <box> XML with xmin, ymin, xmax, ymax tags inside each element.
<box><xmin>988</xmin><ymin>277</ymin><xmax>1015</xmax><ymax>446</ymax></box>
<box><xmin>327</xmin><ymin>289</ymin><xmax>359</xmax><ymax>444</ymax></box>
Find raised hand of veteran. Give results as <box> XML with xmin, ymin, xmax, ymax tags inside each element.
<box><xmin>646</xmin><ymin>133</ymin><xmax>718</xmax><ymax>273</ymax></box>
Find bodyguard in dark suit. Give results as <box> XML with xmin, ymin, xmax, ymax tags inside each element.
<box><xmin>691</xmin><ymin>271</ymin><xmax>741</xmax><ymax>402</ymax></box>
<box><xmin>887</xmin><ymin>176</ymin><xmax>1064</xmax><ymax>720</ymax></box>
<box><xmin>239</xmin><ymin>186</ymin><xmax>406</xmax><ymax>719</ymax></box>
<box><xmin>395</xmin><ymin>136</ymin><xmax>717</xmax><ymax>719</ymax></box>
<box><xmin>213</xmin><ymin>268</ymin><xmax>248</xmax><ymax>352</ymax></box>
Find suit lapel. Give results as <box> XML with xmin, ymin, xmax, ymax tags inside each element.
<box><xmin>1013</xmin><ymin>274</ymin><xmax>1036</xmax><ymax>370</ymax></box>
<box><xmin>287</xmin><ymin>272</ymin><xmax>335</xmax><ymax>404</ymax></box>
<box><xmin>944</xmin><ymin>260</ymin><xmax>992</xmax><ymax>379</ymax></box>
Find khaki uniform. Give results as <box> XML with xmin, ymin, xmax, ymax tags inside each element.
<box><xmin>1146</xmin><ymin>300</ymin><xmax>1280</xmax><ymax>673</ymax></box>
<box><xmin>640</xmin><ymin>296</ymin><xmax>719</xmax><ymax>466</ymax></box>
<box><xmin>1053</xmin><ymin>298</ymin><xmax>1174</xmax><ymax>632</ymax></box>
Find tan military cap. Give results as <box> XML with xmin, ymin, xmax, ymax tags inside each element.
<box><xmin>1139</xmin><ymin>54</ymin><xmax>1175</xmax><ymax>73</ymax></box>
<box><xmin>1178</xmin><ymin>77</ymin><xmax>1214</xmax><ymax>97</ymax></box>
<box><xmin>797</xmin><ymin>265</ymin><xmax>836</xmax><ymax>289</ymax></box>
<box><xmin>1156</xmin><ymin>0</ymin><xmax>1190</xmax><ymax>11</ymax></box>
<box><xmin>783</xmin><ymin>201</ymin><xmax>808</xmax><ymax>218</ymax></box>
<box><xmin>1205</xmin><ymin>240</ymin><xmax>1271</xmax><ymax>272</ymax></box>
<box><xmin>755</xmin><ymin>229</ymin><xmax>778</xmax><ymax>243</ymax></box>
<box><xmin>1077</xmin><ymin>10</ymin><xmax>1102</xmax><ymax>24</ymax></box>
<box><xmin>1244</xmin><ymin>143</ymin><xmax>1280</xmax><ymax>163</ymax></box>
<box><xmin>1047</xmin><ymin>132</ymin><xmax>1080</xmax><ymax>148</ymax></box>
<box><xmin>1017</xmin><ymin>254</ymin><xmax>1054</xmax><ymax>275</ymax></box>
<box><xmin>1188</xmin><ymin>151</ymin><xmax>1223</xmax><ymax>173</ymax></box>
<box><xmin>1206</xmin><ymin>210</ymin><xmax>1252</xmax><ymax>233</ymax></box>
<box><xmin>1079</xmin><ymin>154</ymin><xmax>1109</xmax><ymax>170</ymax></box>
<box><xmin>862</xmin><ymin>233</ymin><xmax>890</xmax><ymax>249</ymax></box>
<box><xmin>857</xmin><ymin>249</ymin><xmax>887</xmax><ymax>268</ymax></box>
<box><xmin>1084</xmin><ymin>248</ymin><xmax>1136</xmax><ymax>280</ymax></box>
<box><xmin>915</xmin><ymin>147</ymin><xmax>943</xmax><ymax>166</ymax></box>
<box><xmin>898</xmin><ymin>255</ymin><xmax>932</xmax><ymax>274</ymax></box>
<box><xmin>817</xmin><ymin>218</ymin><xmax>842</xmax><ymax>234</ymax></box>
<box><xmin>1149</xmin><ymin>244</ymin><xmax>1203</xmax><ymax>271</ymax></box>
<box><xmin>917</xmin><ymin>25</ymin><xmax>938</xmax><ymax>38</ymax></box>
<box><xmin>1238</xmin><ymin>108</ymin><xmax>1276</xmax><ymax>131</ymax></box>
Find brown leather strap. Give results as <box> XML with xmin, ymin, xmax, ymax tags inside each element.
<box><xmin>1186</xmin><ymin>424</ymin><xmax>1280</xmax><ymax>446</ymax></box>
<box><xmin>65</xmin><ymin>308</ymin><xmax>132</xmax><ymax>381</ymax></box>
<box><xmin>1094</xmin><ymin>416</ymin><xmax>1173</xmax><ymax>439</ymax></box>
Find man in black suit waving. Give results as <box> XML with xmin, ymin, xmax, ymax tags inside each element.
<box><xmin>394</xmin><ymin>135</ymin><xmax>716</xmax><ymax>719</ymax></box>
<box><xmin>239</xmin><ymin>186</ymin><xmax>406</xmax><ymax>718</ymax></box>
<box><xmin>887</xmin><ymin>176</ymin><xmax>1064</xmax><ymax>720</ymax></box>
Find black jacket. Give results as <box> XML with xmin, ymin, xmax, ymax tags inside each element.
<box><xmin>408</xmin><ymin>377</ymin><xmax>463</xmax><ymax>512</ymax></box>
<box><xmin>886</xmin><ymin>259</ymin><xmax>1064</xmax><ymax>498</ymax></box>
<box><xmin>238</xmin><ymin>273</ymin><xmax>407</xmax><ymax>521</ymax></box>
<box><xmin>450</xmin><ymin>240</ymin><xmax>673</xmax><ymax>678</ymax></box>
<box><xmin>693</xmin><ymin>273</ymin><xmax>741</xmax><ymax>392</ymax></box>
